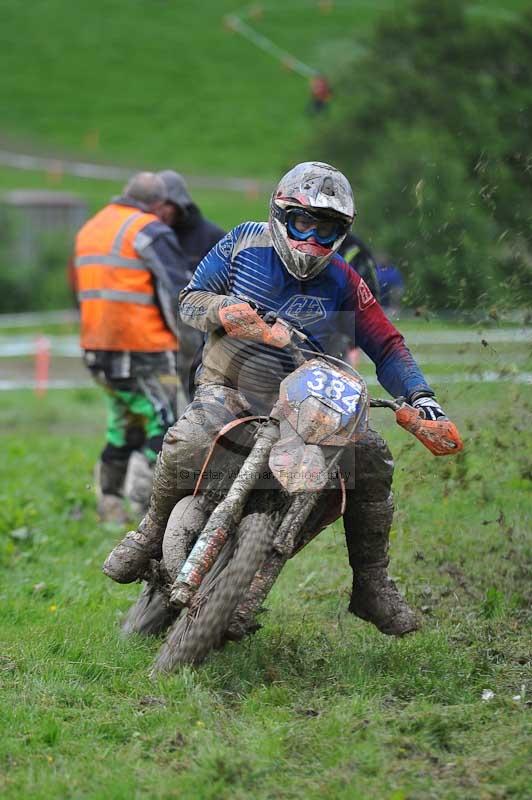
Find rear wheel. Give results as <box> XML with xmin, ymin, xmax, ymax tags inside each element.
<box><xmin>121</xmin><ymin>582</ymin><xmax>177</xmax><ymax>637</ymax></box>
<box><xmin>151</xmin><ymin>512</ymin><xmax>275</xmax><ymax>673</ymax></box>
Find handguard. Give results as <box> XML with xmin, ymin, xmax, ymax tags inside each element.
<box><xmin>219</xmin><ymin>302</ymin><xmax>290</xmax><ymax>349</ymax></box>
<box><xmin>395</xmin><ymin>403</ymin><xmax>463</xmax><ymax>456</ymax></box>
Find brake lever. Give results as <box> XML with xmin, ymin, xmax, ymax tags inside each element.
<box><xmin>261</xmin><ymin>313</ymin><xmax>308</xmax><ymax>365</ymax></box>
<box><xmin>234</xmin><ymin>296</ymin><xmax>309</xmax><ymax>361</ymax></box>
<box><xmin>370</xmin><ymin>396</ymin><xmax>404</xmax><ymax>410</ymax></box>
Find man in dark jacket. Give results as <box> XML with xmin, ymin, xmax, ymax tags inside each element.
<box><xmin>157</xmin><ymin>170</ymin><xmax>226</xmax><ymax>397</ymax></box>
<box><xmin>157</xmin><ymin>170</ymin><xmax>225</xmax><ymax>268</ymax></box>
<box><xmin>338</xmin><ymin>233</ymin><xmax>380</xmax><ymax>301</ymax></box>
<box><xmin>334</xmin><ymin>233</ymin><xmax>381</xmax><ymax>365</ymax></box>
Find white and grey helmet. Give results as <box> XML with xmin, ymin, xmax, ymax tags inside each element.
<box><xmin>269</xmin><ymin>161</ymin><xmax>356</xmax><ymax>281</ymax></box>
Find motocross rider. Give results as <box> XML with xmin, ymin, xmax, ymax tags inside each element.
<box><xmin>104</xmin><ymin>161</ymin><xmax>457</xmax><ymax>637</ymax></box>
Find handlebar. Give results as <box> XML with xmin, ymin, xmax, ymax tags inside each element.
<box><xmin>236</xmin><ymin>299</ymin><xmax>464</xmax><ymax>457</ymax></box>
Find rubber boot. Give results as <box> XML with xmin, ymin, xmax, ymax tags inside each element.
<box><xmin>123</xmin><ymin>451</ymin><xmax>155</xmax><ymax>517</ymax></box>
<box><xmin>345</xmin><ymin>497</ymin><xmax>419</xmax><ymax>636</ymax></box>
<box><xmin>95</xmin><ymin>459</ymin><xmax>129</xmax><ymax>525</ymax></box>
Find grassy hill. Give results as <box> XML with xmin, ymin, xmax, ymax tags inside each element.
<box><xmin>1</xmin><ymin>0</ymin><xmax>529</xmax><ymax>180</ymax></box>
<box><xmin>0</xmin><ymin>0</ymin><xmax>380</xmax><ymax>178</ymax></box>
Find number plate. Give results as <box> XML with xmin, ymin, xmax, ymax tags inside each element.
<box><xmin>304</xmin><ymin>366</ymin><xmax>361</xmax><ymax>415</ymax></box>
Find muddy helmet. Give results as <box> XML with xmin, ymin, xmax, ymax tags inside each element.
<box><xmin>269</xmin><ymin>161</ymin><xmax>356</xmax><ymax>281</ymax></box>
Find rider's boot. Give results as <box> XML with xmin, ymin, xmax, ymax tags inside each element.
<box><xmin>345</xmin><ymin>497</ymin><xmax>419</xmax><ymax>635</ymax></box>
<box><xmin>95</xmin><ymin>458</ymin><xmax>129</xmax><ymax>525</ymax></box>
<box><xmin>343</xmin><ymin>431</ymin><xmax>419</xmax><ymax>636</ymax></box>
<box><xmin>103</xmin><ymin>427</ymin><xmax>196</xmax><ymax>584</ymax></box>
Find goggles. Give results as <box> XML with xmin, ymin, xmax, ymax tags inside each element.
<box><xmin>285</xmin><ymin>209</ymin><xmax>347</xmax><ymax>246</ymax></box>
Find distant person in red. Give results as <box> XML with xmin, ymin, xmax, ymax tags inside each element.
<box><xmin>308</xmin><ymin>74</ymin><xmax>332</xmax><ymax>114</ymax></box>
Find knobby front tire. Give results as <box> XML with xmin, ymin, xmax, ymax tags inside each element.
<box><xmin>151</xmin><ymin>512</ymin><xmax>275</xmax><ymax>673</ymax></box>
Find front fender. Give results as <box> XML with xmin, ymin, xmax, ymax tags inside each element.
<box><xmin>269</xmin><ymin>427</ymin><xmax>328</xmax><ymax>493</ymax></box>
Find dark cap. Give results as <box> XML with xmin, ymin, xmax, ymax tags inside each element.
<box><xmin>157</xmin><ymin>170</ymin><xmax>193</xmax><ymax>208</ymax></box>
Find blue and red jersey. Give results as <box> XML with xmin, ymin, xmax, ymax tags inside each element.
<box><xmin>180</xmin><ymin>221</ymin><xmax>432</xmax><ymax>402</ymax></box>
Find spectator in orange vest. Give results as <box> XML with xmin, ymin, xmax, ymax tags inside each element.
<box><xmin>74</xmin><ymin>172</ymin><xmax>191</xmax><ymax>523</ymax></box>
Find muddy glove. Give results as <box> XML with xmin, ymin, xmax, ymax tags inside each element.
<box><xmin>410</xmin><ymin>392</ymin><xmax>447</xmax><ymax>421</ymax></box>
<box><xmin>219</xmin><ymin>300</ymin><xmax>290</xmax><ymax>349</ymax></box>
<box><xmin>398</xmin><ymin>393</ymin><xmax>463</xmax><ymax>456</ymax></box>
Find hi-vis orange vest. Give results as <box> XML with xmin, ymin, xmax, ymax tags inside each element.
<box><xmin>75</xmin><ymin>203</ymin><xmax>178</xmax><ymax>352</ymax></box>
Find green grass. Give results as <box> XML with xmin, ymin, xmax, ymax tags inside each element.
<box><xmin>0</xmin><ymin>328</ymin><xmax>530</xmax><ymax>799</ymax></box>
<box><xmin>1</xmin><ymin>0</ymin><xmax>530</xmax><ymax>180</ymax></box>
<box><xmin>0</xmin><ymin>0</ymin><xmax>379</xmax><ymax>178</ymax></box>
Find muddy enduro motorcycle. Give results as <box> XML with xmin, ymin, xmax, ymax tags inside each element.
<box><xmin>126</xmin><ymin>316</ymin><xmax>462</xmax><ymax>675</ymax></box>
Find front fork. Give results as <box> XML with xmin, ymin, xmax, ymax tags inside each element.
<box><xmin>232</xmin><ymin>444</ymin><xmax>348</xmax><ymax>628</ymax></box>
<box><xmin>169</xmin><ymin>420</ymin><xmax>280</xmax><ymax>607</ymax></box>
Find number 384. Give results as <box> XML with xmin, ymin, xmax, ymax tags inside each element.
<box><xmin>306</xmin><ymin>370</ymin><xmax>360</xmax><ymax>414</ymax></box>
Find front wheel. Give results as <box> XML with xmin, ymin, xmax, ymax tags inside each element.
<box><xmin>151</xmin><ymin>512</ymin><xmax>275</xmax><ymax>673</ymax></box>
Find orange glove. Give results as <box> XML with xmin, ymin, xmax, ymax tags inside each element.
<box><xmin>219</xmin><ymin>302</ymin><xmax>290</xmax><ymax>349</ymax></box>
<box><xmin>395</xmin><ymin>403</ymin><xmax>463</xmax><ymax>456</ymax></box>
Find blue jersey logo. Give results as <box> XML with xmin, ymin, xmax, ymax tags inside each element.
<box><xmin>279</xmin><ymin>295</ymin><xmax>327</xmax><ymax>325</ymax></box>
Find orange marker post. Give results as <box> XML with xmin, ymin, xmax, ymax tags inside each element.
<box><xmin>35</xmin><ymin>335</ymin><xmax>51</xmax><ymax>396</ymax></box>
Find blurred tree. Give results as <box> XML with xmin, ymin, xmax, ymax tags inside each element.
<box><xmin>311</xmin><ymin>0</ymin><xmax>532</xmax><ymax>309</ymax></box>
<box><xmin>0</xmin><ymin>230</ymin><xmax>72</xmax><ymax>312</ymax></box>
<box><xmin>359</xmin><ymin>125</ymin><xmax>499</xmax><ymax>309</ymax></box>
